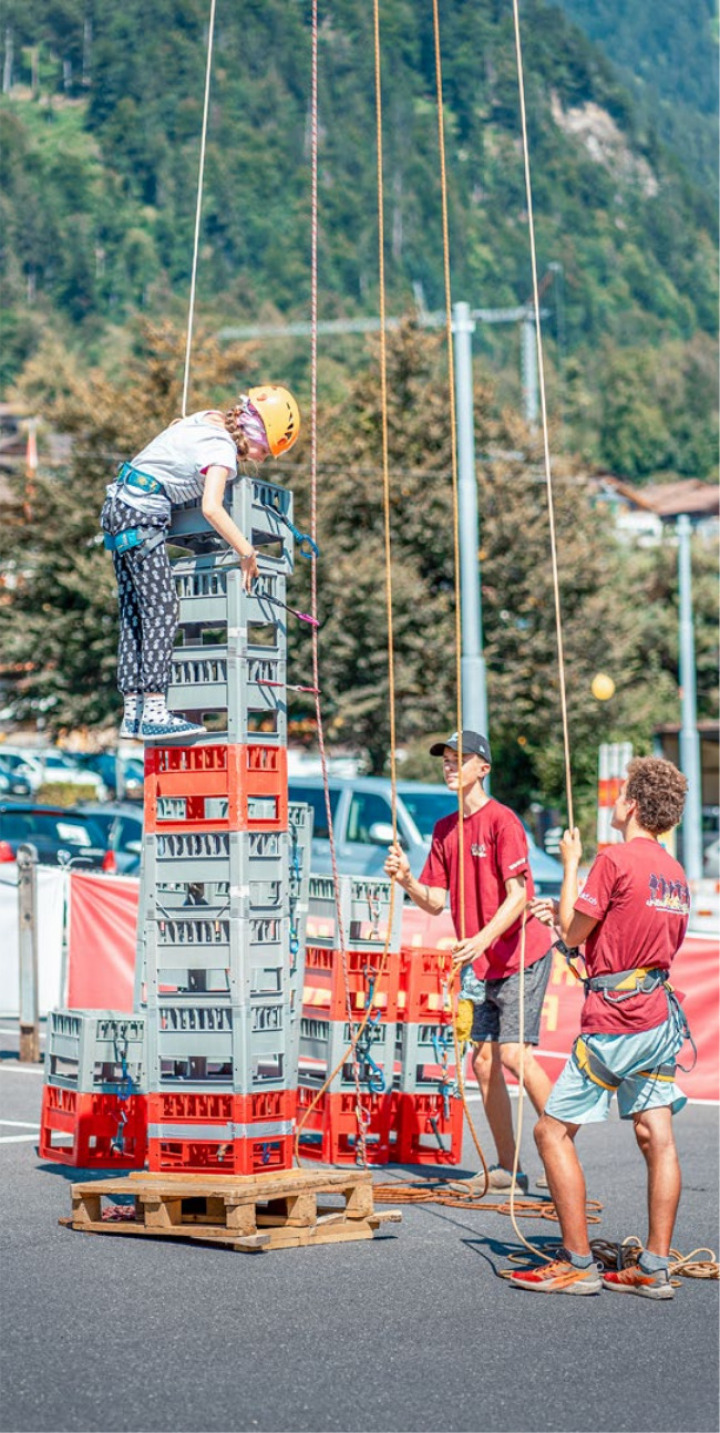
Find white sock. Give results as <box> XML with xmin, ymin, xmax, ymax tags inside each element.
<box><xmin>123</xmin><ymin>694</ymin><xmax>142</xmax><ymax>725</ymax></box>
<box><xmin>142</xmin><ymin>696</ymin><xmax>169</xmax><ymax>724</ymax></box>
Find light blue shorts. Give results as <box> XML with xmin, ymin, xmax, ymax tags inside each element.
<box><xmin>545</xmin><ymin>1019</ymin><xmax>688</xmax><ymax>1125</ymax></box>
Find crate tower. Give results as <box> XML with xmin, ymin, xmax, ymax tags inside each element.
<box><xmin>139</xmin><ymin>473</ymin><xmax>312</xmax><ymax>1175</ymax></box>
<box><xmin>40</xmin><ymin>472</ymin><xmax>313</xmax><ymax>1172</ymax></box>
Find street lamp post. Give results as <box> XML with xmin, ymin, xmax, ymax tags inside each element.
<box><xmin>452</xmin><ymin>301</ymin><xmax>489</xmax><ymax>745</ymax></box>
<box><xmin>676</xmin><ymin>514</ymin><xmax>703</xmax><ymax>881</ymax></box>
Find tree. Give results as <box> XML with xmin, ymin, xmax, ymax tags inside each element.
<box><xmin>0</xmin><ymin>321</ymin><xmax>255</xmax><ymax>731</ymax></box>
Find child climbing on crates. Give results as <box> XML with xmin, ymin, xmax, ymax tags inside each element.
<box><xmin>101</xmin><ymin>386</ymin><xmax>300</xmax><ymax>740</ymax></box>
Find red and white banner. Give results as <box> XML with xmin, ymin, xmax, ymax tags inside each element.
<box><xmin>67</xmin><ymin>871</ymin><xmax>138</xmax><ymax>1011</ymax></box>
<box><xmin>64</xmin><ymin>873</ymin><xmax>719</xmax><ymax>1103</ymax></box>
<box><xmin>0</xmin><ymin>865</ymin><xmax>66</xmax><ymax>1017</ymax></box>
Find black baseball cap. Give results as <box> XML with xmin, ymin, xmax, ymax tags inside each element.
<box><xmin>429</xmin><ymin>730</ymin><xmax>492</xmax><ymax>765</ymax></box>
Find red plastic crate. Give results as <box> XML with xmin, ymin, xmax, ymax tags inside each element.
<box><xmin>39</xmin><ymin>1084</ymin><xmax>147</xmax><ymax>1168</ymax></box>
<box><xmin>147</xmin><ymin>1087</ymin><xmax>296</xmax><ymax>1174</ymax></box>
<box><xmin>144</xmin><ymin>742</ymin><xmax>288</xmax><ymax>834</ymax></box>
<box><xmin>148</xmin><ymin>1132</ymin><xmax>294</xmax><ymax>1175</ymax></box>
<box><xmin>296</xmin><ymin>1086</ymin><xmax>396</xmax><ymax>1165</ymax></box>
<box><xmin>397</xmin><ymin>947</ymin><xmax>455</xmax><ymax>1023</ymax></box>
<box><xmin>395</xmin><ymin>1090</ymin><xmax>463</xmax><ymax>1166</ymax></box>
<box><xmin>302</xmin><ymin>946</ymin><xmax>401</xmax><ymax>1022</ymax></box>
<box><xmin>146</xmin><ymin>1089</ymin><xmax>295</xmax><ymax>1125</ymax></box>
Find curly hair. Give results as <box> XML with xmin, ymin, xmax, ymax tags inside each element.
<box><xmin>223</xmin><ymin>406</ymin><xmax>251</xmax><ymax>460</ymax></box>
<box><xmin>625</xmin><ymin>756</ymin><xmax>687</xmax><ymax>835</ymax></box>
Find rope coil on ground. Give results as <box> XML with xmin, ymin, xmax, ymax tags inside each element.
<box><xmin>371</xmin><ymin>1180</ymin><xmax>602</xmax><ymax>1224</ymax></box>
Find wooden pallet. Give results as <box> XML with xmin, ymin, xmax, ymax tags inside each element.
<box><xmin>61</xmin><ymin>1166</ymin><xmax>402</xmax><ymax>1253</ymax></box>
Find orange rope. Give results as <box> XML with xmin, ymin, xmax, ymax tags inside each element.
<box><xmin>432</xmin><ymin>0</ymin><xmax>489</xmax><ymax>1194</ymax></box>
<box><xmin>294</xmin><ymin>0</ymin><xmax>399</xmax><ymax>1163</ymax></box>
<box><xmin>181</xmin><ymin>0</ymin><xmax>217</xmax><ymax>418</ymax></box>
<box><xmin>511</xmin><ymin>0</ymin><xmax>573</xmax><ymax>828</ymax></box>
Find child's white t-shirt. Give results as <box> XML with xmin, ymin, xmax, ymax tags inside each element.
<box><xmin>107</xmin><ymin>412</ymin><xmax>238</xmax><ymax>517</ymax></box>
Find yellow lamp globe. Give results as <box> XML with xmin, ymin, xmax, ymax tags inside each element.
<box><xmin>591</xmin><ymin>673</ymin><xmax>616</xmax><ymax>701</ymax></box>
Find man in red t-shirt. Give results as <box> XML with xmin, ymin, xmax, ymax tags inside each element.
<box><xmin>385</xmin><ymin>730</ymin><xmax>554</xmax><ymax>1191</ymax></box>
<box><xmin>510</xmin><ymin>756</ymin><xmax>692</xmax><ymax>1299</ymax></box>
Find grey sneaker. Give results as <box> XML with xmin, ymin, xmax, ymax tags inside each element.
<box><xmin>139</xmin><ymin>716</ymin><xmax>207</xmax><ymax>741</ymax></box>
<box><xmin>486</xmin><ymin>1164</ymin><xmax>530</xmax><ymax>1193</ymax></box>
<box><xmin>510</xmin><ymin>1254</ymin><xmax>602</xmax><ymax>1295</ymax></box>
<box><xmin>602</xmin><ymin>1264</ymin><xmax>674</xmax><ymax>1299</ymax></box>
<box><xmin>119</xmin><ymin>718</ymin><xmax>141</xmax><ymax>739</ymax></box>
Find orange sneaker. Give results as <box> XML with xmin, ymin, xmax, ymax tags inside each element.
<box><xmin>509</xmin><ymin>1256</ymin><xmax>601</xmax><ymax>1295</ymax></box>
<box><xmin>602</xmin><ymin>1265</ymin><xmax>673</xmax><ymax>1300</ymax></box>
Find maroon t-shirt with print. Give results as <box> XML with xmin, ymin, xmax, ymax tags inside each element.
<box><xmin>420</xmin><ymin>799</ymin><xmax>553</xmax><ymax>980</ymax></box>
<box><xmin>575</xmin><ymin>838</ymin><xmax>690</xmax><ymax>1036</ymax></box>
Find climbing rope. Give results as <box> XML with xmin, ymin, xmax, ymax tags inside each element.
<box><xmin>371</xmin><ymin>1180</ymin><xmax>602</xmax><ymax>1225</ymax></box>
<box><xmin>181</xmin><ymin>0</ymin><xmax>217</xmax><ymax>418</ymax></box>
<box><xmin>295</xmin><ymin>0</ymin><xmax>405</xmax><ymax>1165</ymax></box>
<box><xmin>511</xmin><ymin>0</ymin><xmax>573</xmax><ymax>828</ymax></box>
<box><xmin>431</xmin><ymin>0</ymin><xmax>489</xmax><ymax>1195</ymax></box>
<box><xmin>293</xmin><ymin>0</ymin><xmax>376</xmax><ymax>1166</ymax></box>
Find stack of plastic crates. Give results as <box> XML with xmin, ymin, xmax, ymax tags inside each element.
<box><xmin>39</xmin><ymin>1011</ymin><xmax>147</xmax><ymax>1168</ymax></box>
<box><xmin>394</xmin><ymin>947</ymin><xmax>463</xmax><ymax>1165</ymax></box>
<box><xmin>140</xmin><ymin>474</ymin><xmax>313</xmax><ymax>1175</ymax></box>
<box><xmin>297</xmin><ymin>875</ymin><xmax>403</xmax><ymax>1165</ymax></box>
<box><xmin>39</xmin><ymin>474</ymin><xmax>313</xmax><ymax>1174</ymax></box>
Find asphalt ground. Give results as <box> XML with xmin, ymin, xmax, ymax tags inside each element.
<box><xmin>1</xmin><ymin>1026</ymin><xmax>718</xmax><ymax>1433</ymax></box>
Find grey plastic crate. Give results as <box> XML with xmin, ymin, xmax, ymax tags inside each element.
<box><xmin>166</xmin><ymin>650</ymin><xmax>287</xmax><ymax>743</ymax></box>
<box><xmin>150</xmin><ymin>875</ymin><xmax>289</xmax><ymax>924</ymax></box>
<box><xmin>306</xmin><ymin>874</ymin><xmax>341</xmax><ymax>948</ymax></box>
<box><xmin>146</xmin><ymin>997</ymin><xmax>294</xmax><ymax>1092</ymax></box>
<box><xmin>307</xmin><ymin>875</ymin><xmax>402</xmax><ymax>953</ymax></box>
<box><xmin>142</xmin><ymin>829</ymin><xmax>289</xmax><ymax>888</ymax></box>
<box><xmin>298</xmin><ymin>1013</ymin><xmax>396</xmax><ymax>1096</ymax></box>
<box><xmin>174</xmin><ymin>559</ymin><xmax>288</xmax><ymax>633</ymax></box>
<box><xmin>44</xmin><ymin>1010</ymin><xmax>146</xmax><ymax>1093</ymax></box>
<box><xmin>343</xmin><ymin>876</ymin><xmax>402</xmax><ymax>952</ymax></box>
<box><xmin>142</xmin><ymin>911</ymin><xmax>292</xmax><ymax>1004</ymax></box>
<box><xmin>395</xmin><ymin>1021</ymin><xmax>458</xmax><ymax>1094</ymax></box>
<box><xmin>286</xmin><ymin>801</ymin><xmax>313</xmax><ymax>1043</ymax></box>
<box><xmin>167</xmin><ymin>475</ymin><xmax>295</xmax><ymax>574</ymax></box>
<box><xmin>288</xmin><ymin>802</ymin><xmax>313</xmax><ymax>908</ymax></box>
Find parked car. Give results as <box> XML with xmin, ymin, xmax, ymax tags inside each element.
<box><xmin>73</xmin><ymin>752</ymin><xmax>144</xmax><ymax>801</ymax></box>
<box><xmin>73</xmin><ymin>802</ymin><xmax>144</xmax><ymax>874</ymax></box>
<box><xmin>0</xmin><ymin>756</ymin><xmax>32</xmax><ymax>799</ymax></box>
<box><xmin>0</xmin><ymin>802</ymin><xmax>114</xmax><ymax>868</ymax></box>
<box><xmin>0</xmin><ymin>747</ymin><xmax>109</xmax><ymax>799</ymax></box>
<box><xmin>287</xmin><ymin>775</ymin><xmax>564</xmax><ymax>898</ymax></box>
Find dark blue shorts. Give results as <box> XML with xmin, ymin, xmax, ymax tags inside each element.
<box><xmin>471</xmin><ymin>949</ymin><xmax>553</xmax><ymax>1046</ymax></box>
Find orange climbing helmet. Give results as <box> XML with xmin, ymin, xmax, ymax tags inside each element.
<box><xmin>244</xmin><ymin>385</ymin><xmax>300</xmax><ymax>457</ymax></box>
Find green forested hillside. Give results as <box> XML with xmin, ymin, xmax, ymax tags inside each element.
<box><xmin>0</xmin><ymin>0</ymin><xmax>717</xmax><ymax>479</ymax></box>
<box><xmin>551</xmin><ymin>0</ymin><xmax>719</xmax><ymax>199</ymax></box>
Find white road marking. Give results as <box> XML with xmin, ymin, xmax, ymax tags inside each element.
<box><xmin>0</xmin><ymin>1119</ymin><xmax>40</xmax><ymax>1128</ymax></box>
<box><xmin>0</xmin><ymin>1134</ymin><xmax>38</xmax><ymax>1143</ymax></box>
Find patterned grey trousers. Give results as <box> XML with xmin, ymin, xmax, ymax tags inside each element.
<box><xmin>101</xmin><ymin>494</ymin><xmax>177</xmax><ymax>695</ymax></box>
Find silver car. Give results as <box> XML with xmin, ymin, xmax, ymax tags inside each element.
<box><xmin>287</xmin><ymin>775</ymin><xmax>564</xmax><ymax>898</ymax></box>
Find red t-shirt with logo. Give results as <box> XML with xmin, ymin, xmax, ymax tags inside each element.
<box><xmin>420</xmin><ymin>799</ymin><xmax>553</xmax><ymax>980</ymax></box>
<box><xmin>575</xmin><ymin>838</ymin><xmax>690</xmax><ymax>1035</ymax></box>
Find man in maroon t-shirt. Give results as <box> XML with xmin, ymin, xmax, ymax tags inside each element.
<box><xmin>510</xmin><ymin>756</ymin><xmax>692</xmax><ymax>1299</ymax></box>
<box><xmin>385</xmin><ymin>729</ymin><xmax>554</xmax><ymax>1191</ymax></box>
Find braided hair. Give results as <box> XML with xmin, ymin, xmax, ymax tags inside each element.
<box><xmin>223</xmin><ymin>405</ymin><xmax>252</xmax><ymax>460</ymax></box>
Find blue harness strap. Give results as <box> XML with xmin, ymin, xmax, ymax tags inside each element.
<box><xmin>104</xmin><ymin>528</ymin><xmax>167</xmax><ymax>558</ymax></box>
<box><xmin>116</xmin><ymin>461</ymin><xmax>166</xmax><ymax>497</ymax></box>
